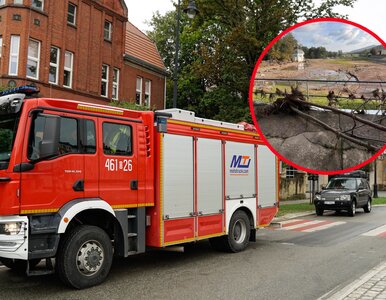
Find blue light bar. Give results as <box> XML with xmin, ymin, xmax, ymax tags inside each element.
<box><xmin>0</xmin><ymin>85</ymin><xmax>39</xmax><ymax>97</ymax></box>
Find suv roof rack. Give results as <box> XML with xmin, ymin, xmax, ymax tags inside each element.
<box><xmin>0</xmin><ymin>85</ymin><xmax>39</xmax><ymax>97</ymax></box>
<box><xmin>337</xmin><ymin>170</ymin><xmax>368</xmax><ymax>179</ymax></box>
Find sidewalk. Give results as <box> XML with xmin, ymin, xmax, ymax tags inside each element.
<box><xmin>320</xmin><ymin>261</ymin><xmax>386</xmax><ymax>300</ymax></box>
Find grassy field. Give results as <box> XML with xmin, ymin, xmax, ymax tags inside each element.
<box><xmin>276</xmin><ymin>197</ymin><xmax>386</xmax><ymax>217</ymax></box>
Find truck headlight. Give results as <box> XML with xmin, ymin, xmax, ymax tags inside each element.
<box><xmin>0</xmin><ymin>222</ymin><xmax>22</xmax><ymax>235</ymax></box>
<box><xmin>340</xmin><ymin>195</ymin><xmax>351</xmax><ymax>201</ymax></box>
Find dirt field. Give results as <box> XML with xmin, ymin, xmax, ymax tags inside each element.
<box><xmin>255</xmin><ymin>57</ymin><xmax>386</xmax><ymax>101</ymax></box>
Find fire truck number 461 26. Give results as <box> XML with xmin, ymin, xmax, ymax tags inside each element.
<box><xmin>105</xmin><ymin>159</ymin><xmax>133</xmax><ymax>172</ymax></box>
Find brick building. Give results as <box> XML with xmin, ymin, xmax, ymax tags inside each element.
<box><xmin>0</xmin><ymin>0</ymin><xmax>167</xmax><ymax>109</ymax></box>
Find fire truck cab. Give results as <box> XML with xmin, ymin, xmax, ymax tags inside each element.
<box><xmin>0</xmin><ymin>89</ymin><xmax>279</xmax><ymax>288</ymax></box>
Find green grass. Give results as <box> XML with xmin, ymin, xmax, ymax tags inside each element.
<box><xmin>276</xmin><ymin>197</ymin><xmax>386</xmax><ymax>217</ymax></box>
<box><xmin>373</xmin><ymin>197</ymin><xmax>386</xmax><ymax>205</ymax></box>
<box><xmin>276</xmin><ymin>203</ymin><xmax>314</xmax><ymax>217</ymax></box>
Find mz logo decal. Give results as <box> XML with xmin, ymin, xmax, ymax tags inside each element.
<box><xmin>230</xmin><ymin>155</ymin><xmax>251</xmax><ymax>176</ymax></box>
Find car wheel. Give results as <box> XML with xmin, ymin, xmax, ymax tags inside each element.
<box><xmin>316</xmin><ymin>207</ymin><xmax>324</xmax><ymax>216</ymax></box>
<box><xmin>364</xmin><ymin>198</ymin><xmax>371</xmax><ymax>213</ymax></box>
<box><xmin>210</xmin><ymin>210</ymin><xmax>250</xmax><ymax>253</ymax></box>
<box><xmin>56</xmin><ymin>225</ymin><xmax>113</xmax><ymax>289</ymax></box>
<box><xmin>348</xmin><ymin>200</ymin><xmax>356</xmax><ymax>217</ymax></box>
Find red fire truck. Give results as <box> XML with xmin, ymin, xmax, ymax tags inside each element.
<box><xmin>0</xmin><ymin>89</ymin><xmax>279</xmax><ymax>288</ymax></box>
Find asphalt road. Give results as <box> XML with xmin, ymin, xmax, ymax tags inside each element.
<box><xmin>1</xmin><ymin>207</ymin><xmax>386</xmax><ymax>300</ymax></box>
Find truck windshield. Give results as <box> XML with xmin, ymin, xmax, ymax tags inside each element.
<box><xmin>0</xmin><ymin>115</ymin><xmax>19</xmax><ymax>170</ymax></box>
<box><xmin>326</xmin><ymin>178</ymin><xmax>357</xmax><ymax>190</ymax></box>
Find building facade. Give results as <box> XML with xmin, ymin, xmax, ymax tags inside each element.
<box><xmin>0</xmin><ymin>0</ymin><xmax>167</xmax><ymax>109</ymax></box>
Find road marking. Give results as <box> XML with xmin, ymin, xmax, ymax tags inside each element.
<box><xmin>281</xmin><ymin>220</ymin><xmax>325</xmax><ymax>231</ymax></box>
<box><xmin>273</xmin><ymin>219</ymin><xmax>346</xmax><ymax>233</ymax></box>
<box><xmin>362</xmin><ymin>224</ymin><xmax>386</xmax><ymax>237</ymax></box>
<box><xmin>302</xmin><ymin>221</ymin><xmax>346</xmax><ymax>232</ymax></box>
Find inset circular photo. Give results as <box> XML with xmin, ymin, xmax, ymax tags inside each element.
<box><xmin>250</xmin><ymin>18</ymin><xmax>386</xmax><ymax>174</ymax></box>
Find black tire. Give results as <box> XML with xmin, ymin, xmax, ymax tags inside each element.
<box><xmin>0</xmin><ymin>258</ymin><xmax>41</xmax><ymax>273</ymax></box>
<box><xmin>56</xmin><ymin>225</ymin><xmax>113</xmax><ymax>289</ymax></box>
<box><xmin>364</xmin><ymin>198</ymin><xmax>372</xmax><ymax>213</ymax></box>
<box><xmin>315</xmin><ymin>207</ymin><xmax>324</xmax><ymax>216</ymax></box>
<box><xmin>209</xmin><ymin>210</ymin><xmax>250</xmax><ymax>253</ymax></box>
<box><xmin>348</xmin><ymin>200</ymin><xmax>356</xmax><ymax>217</ymax></box>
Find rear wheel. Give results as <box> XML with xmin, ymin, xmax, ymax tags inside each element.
<box><xmin>210</xmin><ymin>210</ymin><xmax>250</xmax><ymax>253</ymax></box>
<box><xmin>56</xmin><ymin>225</ymin><xmax>113</xmax><ymax>289</ymax></box>
<box><xmin>364</xmin><ymin>198</ymin><xmax>371</xmax><ymax>213</ymax></box>
<box><xmin>315</xmin><ymin>207</ymin><xmax>324</xmax><ymax>216</ymax></box>
<box><xmin>348</xmin><ymin>200</ymin><xmax>356</xmax><ymax>217</ymax></box>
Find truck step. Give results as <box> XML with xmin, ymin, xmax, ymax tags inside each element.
<box><xmin>27</xmin><ymin>269</ymin><xmax>55</xmax><ymax>276</ymax></box>
<box><xmin>128</xmin><ymin>233</ymin><xmax>138</xmax><ymax>237</ymax></box>
<box><xmin>127</xmin><ymin>251</ymin><xmax>137</xmax><ymax>256</ymax></box>
<box><xmin>127</xmin><ymin>215</ymin><xmax>136</xmax><ymax>219</ymax></box>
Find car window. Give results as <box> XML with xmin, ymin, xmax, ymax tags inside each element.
<box><xmin>103</xmin><ymin>122</ymin><xmax>132</xmax><ymax>156</ymax></box>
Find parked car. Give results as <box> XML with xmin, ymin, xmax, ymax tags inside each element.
<box><xmin>314</xmin><ymin>171</ymin><xmax>372</xmax><ymax>217</ymax></box>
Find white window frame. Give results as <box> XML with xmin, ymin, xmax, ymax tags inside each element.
<box><xmin>14</xmin><ymin>0</ymin><xmax>24</xmax><ymax>4</ymax></box>
<box><xmin>63</xmin><ymin>51</ymin><xmax>74</xmax><ymax>88</ymax></box>
<box><xmin>112</xmin><ymin>68</ymin><xmax>120</xmax><ymax>100</ymax></box>
<box><xmin>67</xmin><ymin>3</ymin><xmax>77</xmax><ymax>26</ymax></box>
<box><xmin>26</xmin><ymin>39</ymin><xmax>41</xmax><ymax>80</ymax></box>
<box><xmin>8</xmin><ymin>35</ymin><xmax>20</xmax><ymax>76</ymax></box>
<box><xmin>49</xmin><ymin>46</ymin><xmax>60</xmax><ymax>85</ymax></box>
<box><xmin>104</xmin><ymin>21</ymin><xmax>112</xmax><ymax>41</ymax></box>
<box><xmin>32</xmin><ymin>0</ymin><xmax>44</xmax><ymax>10</ymax></box>
<box><xmin>101</xmin><ymin>64</ymin><xmax>109</xmax><ymax>98</ymax></box>
<box><xmin>145</xmin><ymin>80</ymin><xmax>151</xmax><ymax>107</ymax></box>
<box><xmin>136</xmin><ymin>77</ymin><xmax>143</xmax><ymax>105</ymax></box>
<box><xmin>0</xmin><ymin>0</ymin><xmax>5</xmax><ymax>5</ymax></box>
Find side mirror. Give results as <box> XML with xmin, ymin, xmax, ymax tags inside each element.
<box><xmin>321</xmin><ymin>185</ymin><xmax>326</xmax><ymax>190</ymax></box>
<box><xmin>38</xmin><ymin>115</ymin><xmax>60</xmax><ymax>160</ymax></box>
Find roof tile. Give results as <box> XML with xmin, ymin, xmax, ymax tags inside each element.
<box><xmin>125</xmin><ymin>22</ymin><xmax>166</xmax><ymax>71</ymax></box>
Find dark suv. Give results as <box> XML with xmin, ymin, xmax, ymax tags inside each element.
<box><xmin>314</xmin><ymin>171</ymin><xmax>372</xmax><ymax>217</ymax></box>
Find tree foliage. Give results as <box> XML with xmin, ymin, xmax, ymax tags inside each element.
<box><xmin>149</xmin><ymin>0</ymin><xmax>356</xmax><ymax>123</ymax></box>
<box><xmin>267</xmin><ymin>33</ymin><xmax>298</xmax><ymax>61</ymax></box>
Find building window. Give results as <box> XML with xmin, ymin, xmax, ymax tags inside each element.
<box><xmin>286</xmin><ymin>166</ymin><xmax>296</xmax><ymax>178</ymax></box>
<box><xmin>63</xmin><ymin>51</ymin><xmax>73</xmax><ymax>88</ymax></box>
<box><xmin>101</xmin><ymin>64</ymin><xmax>109</xmax><ymax>97</ymax></box>
<box><xmin>31</xmin><ymin>0</ymin><xmax>44</xmax><ymax>10</ymax></box>
<box><xmin>136</xmin><ymin>77</ymin><xmax>142</xmax><ymax>105</ymax></box>
<box><xmin>49</xmin><ymin>47</ymin><xmax>60</xmax><ymax>84</ymax></box>
<box><xmin>67</xmin><ymin>3</ymin><xmax>76</xmax><ymax>26</ymax></box>
<box><xmin>26</xmin><ymin>39</ymin><xmax>40</xmax><ymax>79</ymax></box>
<box><xmin>104</xmin><ymin>21</ymin><xmax>112</xmax><ymax>41</ymax></box>
<box><xmin>0</xmin><ymin>0</ymin><xmax>5</xmax><ymax>5</ymax></box>
<box><xmin>9</xmin><ymin>35</ymin><xmax>20</xmax><ymax>76</ymax></box>
<box><xmin>144</xmin><ymin>80</ymin><xmax>151</xmax><ymax>107</ymax></box>
<box><xmin>14</xmin><ymin>0</ymin><xmax>23</xmax><ymax>4</ymax></box>
<box><xmin>112</xmin><ymin>68</ymin><xmax>119</xmax><ymax>100</ymax></box>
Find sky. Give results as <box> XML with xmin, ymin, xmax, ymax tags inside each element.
<box><xmin>125</xmin><ymin>0</ymin><xmax>386</xmax><ymax>43</ymax></box>
<box><xmin>290</xmin><ymin>22</ymin><xmax>379</xmax><ymax>52</ymax></box>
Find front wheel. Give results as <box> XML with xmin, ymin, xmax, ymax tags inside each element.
<box><xmin>56</xmin><ymin>225</ymin><xmax>113</xmax><ymax>289</ymax></box>
<box><xmin>364</xmin><ymin>198</ymin><xmax>371</xmax><ymax>213</ymax></box>
<box><xmin>210</xmin><ymin>210</ymin><xmax>250</xmax><ymax>253</ymax></box>
<box><xmin>315</xmin><ymin>207</ymin><xmax>324</xmax><ymax>216</ymax></box>
<box><xmin>348</xmin><ymin>200</ymin><xmax>356</xmax><ymax>217</ymax></box>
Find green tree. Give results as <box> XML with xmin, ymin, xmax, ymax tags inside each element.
<box><xmin>268</xmin><ymin>33</ymin><xmax>298</xmax><ymax>61</ymax></box>
<box><xmin>149</xmin><ymin>0</ymin><xmax>356</xmax><ymax>123</ymax></box>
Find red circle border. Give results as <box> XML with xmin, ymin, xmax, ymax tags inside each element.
<box><xmin>248</xmin><ymin>17</ymin><xmax>386</xmax><ymax>175</ymax></box>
